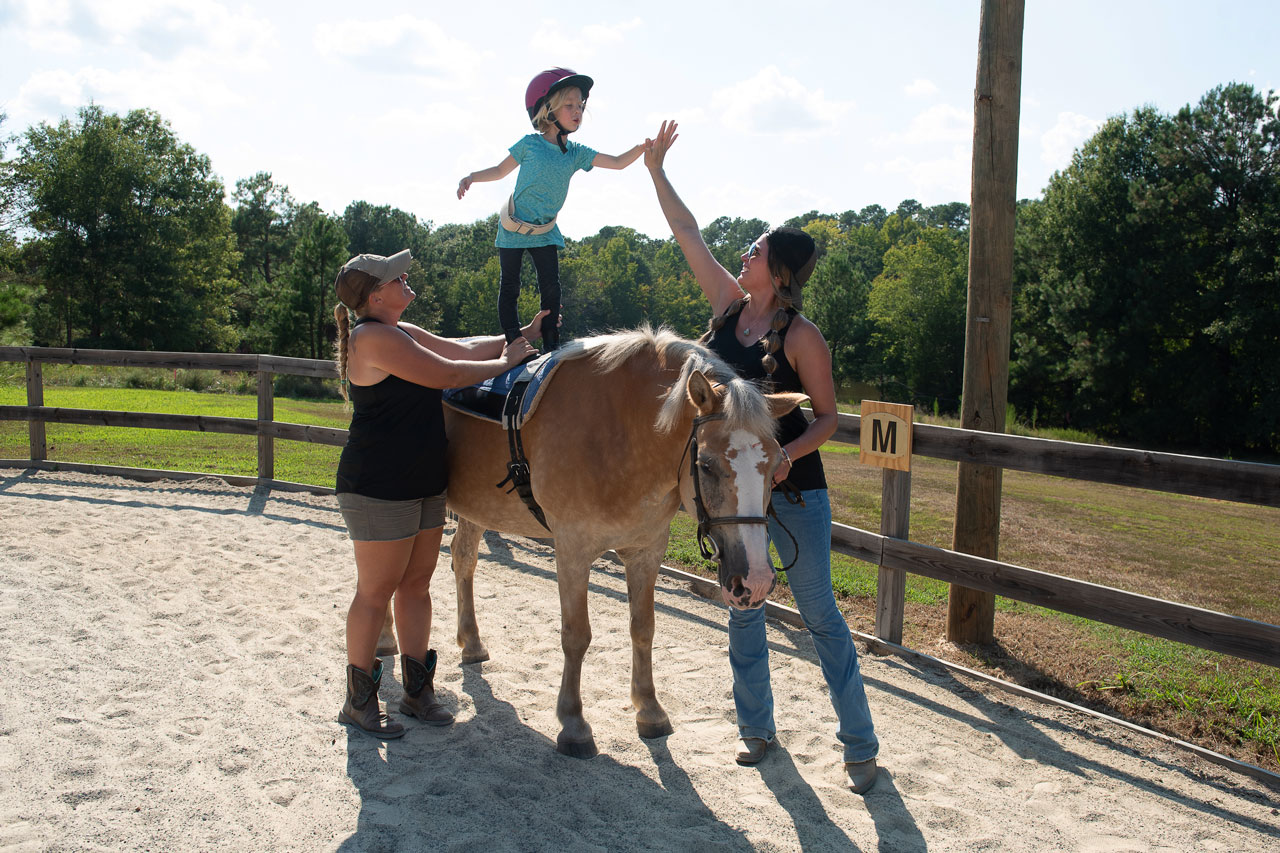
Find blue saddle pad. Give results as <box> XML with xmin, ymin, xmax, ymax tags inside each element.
<box><xmin>442</xmin><ymin>345</ymin><xmax>574</xmax><ymax>425</ymax></box>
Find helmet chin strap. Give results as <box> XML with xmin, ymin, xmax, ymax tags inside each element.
<box><xmin>553</xmin><ymin>120</ymin><xmax>570</xmax><ymax>153</ymax></box>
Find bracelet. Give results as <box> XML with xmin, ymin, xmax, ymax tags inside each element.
<box><xmin>779</xmin><ymin>446</ymin><xmax>792</xmax><ymax>467</ymax></box>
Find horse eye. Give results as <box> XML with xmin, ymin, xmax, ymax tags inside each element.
<box><xmin>698</xmin><ymin>459</ymin><xmax>716</xmax><ymax>476</ymax></box>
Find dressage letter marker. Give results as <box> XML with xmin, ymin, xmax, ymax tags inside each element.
<box><xmin>859</xmin><ymin>401</ymin><xmax>913</xmax><ymax>471</ymax></box>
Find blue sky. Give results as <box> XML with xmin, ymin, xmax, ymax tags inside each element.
<box><xmin>1</xmin><ymin>1</ymin><xmax>1275</xmax><ymax>241</ymax></box>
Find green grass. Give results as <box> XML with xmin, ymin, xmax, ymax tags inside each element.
<box><xmin>3</xmin><ymin>373</ymin><xmax>1278</xmax><ymax>771</ymax></box>
<box><xmin>0</xmin><ymin>383</ymin><xmax>346</xmax><ymax>486</ymax></box>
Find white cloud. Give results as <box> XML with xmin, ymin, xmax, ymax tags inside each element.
<box><xmin>904</xmin><ymin>79</ymin><xmax>938</xmax><ymax>97</ymax></box>
<box><xmin>313</xmin><ymin>14</ymin><xmax>489</xmax><ymax>81</ymax></box>
<box><xmin>31</xmin><ymin>0</ymin><xmax>275</xmax><ymax>63</ymax></box>
<box><xmin>875</xmin><ymin>146</ymin><xmax>972</xmax><ymax>202</ymax></box>
<box><xmin>710</xmin><ymin>65</ymin><xmax>854</xmax><ymax>137</ymax></box>
<box><xmin>529</xmin><ymin>17</ymin><xmax>642</xmax><ymax>59</ymax></box>
<box><xmin>10</xmin><ymin>69</ymin><xmax>90</xmax><ymax>118</ymax></box>
<box><xmin>880</xmin><ymin>103</ymin><xmax>971</xmax><ymax>147</ymax></box>
<box><xmin>1040</xmin><ymin>111</ymin><xmax>1101</xmax><ymax>166</ymax></box>
<box><xmin>641</xmin><ymin>108</ymin><xmax>706</xmax><ymax>130</ymax></box>
<box><xmin>12</xmin><ymin>63</ymin><xmax>244</xmax><ymax>129</ymax></box>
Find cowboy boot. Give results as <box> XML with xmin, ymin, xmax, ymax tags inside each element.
<box><xmin>399</xmin><ymin>650</ymin><xmax>454</xmax><ymax>726</ymax></box>
<box><xmin>338</xmin><ymin>659</ymin><xmax>404</xmax><ymax>738</ymax></box>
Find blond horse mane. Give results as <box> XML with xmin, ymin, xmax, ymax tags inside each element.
<box><xmin>584</xmin><ymin>325</ymin><xmax>777</xmax><ymax>438</ymax></box>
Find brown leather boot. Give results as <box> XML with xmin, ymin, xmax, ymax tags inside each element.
<box><xmin>338</xmin><ymin>659</ymin><xmax>404</xmax><ymax>738</ymax></box>
<box><xmin>399</xmin><ymin>650</ymin><xmax>454</xmax><ymax>726</ymax></box>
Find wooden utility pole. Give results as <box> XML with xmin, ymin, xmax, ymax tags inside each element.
<box><xmin>947</xmin><ymin>0</ymin><xmax>1025</xmax><ymax>644</ymax></box>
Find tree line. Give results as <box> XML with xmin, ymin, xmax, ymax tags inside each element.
<box><xmin>1</xmin><ymin>83</ymin><xmax>1276</xmax><ymax>456</ymax></box>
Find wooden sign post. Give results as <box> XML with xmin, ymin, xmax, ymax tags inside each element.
<box><xmin>860</xmin><ymin>401</ymin><xmax>914</xmax><ymax>644</ymax></box>
<box><xmin>859</xmin><ymin>401</ymin><xmax>913</xmax><ymax>472</ymax></box>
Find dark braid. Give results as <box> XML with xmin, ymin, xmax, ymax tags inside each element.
<box><xmin>700</xmin><ymin>296</ymin><xmax>794</xmax><ymax>377</ymax></box>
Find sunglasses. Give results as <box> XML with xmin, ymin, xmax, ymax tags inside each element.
<box><xmin>745</xmin><ymin>242</ymin><xmax>762</xmax><ymax>260</ymax></box>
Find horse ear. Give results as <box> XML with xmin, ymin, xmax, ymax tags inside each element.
<box><xmin>686</xmin><ymin>370</ymin><xmax>718</xmax><ymax>416</ymax></box>
<box><xmin>765</xmin><ymin>391</ymin><xmax>808</xmax><ymax>419</ymax></box>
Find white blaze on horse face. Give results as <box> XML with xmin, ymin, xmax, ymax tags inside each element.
<box><xmin>725</xmin><ymin>429</ymin><xmax>775</xmax><ymax>604</ymax></box>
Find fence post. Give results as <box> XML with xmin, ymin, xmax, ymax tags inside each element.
<box><xmin>26</xmin><ymin>359</ymin><xmax>46</xmax><ymax>461</ymax></box>
<box><xmin>875</xmin><ymin>468</ymin><xmax>911</xmax><ymax>644</ymax></box>
<box><xmin>257</xmin><ymin>364</ymin><xmax>273</xmax><ymax>483</ymax></box>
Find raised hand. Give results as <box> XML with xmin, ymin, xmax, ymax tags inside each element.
<box><xmin>643</xmin><ymin>120</ymin><xmax>679</xmax><ymax>171</ymax></box>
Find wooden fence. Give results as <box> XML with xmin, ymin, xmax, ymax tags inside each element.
<box><xmin>3</xmin><ymin>345</ymin><xmax>1278</xmax><ymax>672</ymax></box>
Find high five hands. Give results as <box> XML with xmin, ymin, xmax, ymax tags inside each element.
<box><xmin>643</xmin><ymin>120</ymin><xmax>679</xmax><ymax>171</ymax></box>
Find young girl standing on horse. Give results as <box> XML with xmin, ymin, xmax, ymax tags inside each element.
<box><xmin>457</xmin><ymin>68</ymin><xmax>644</xmax><ymax>353</ymax></box>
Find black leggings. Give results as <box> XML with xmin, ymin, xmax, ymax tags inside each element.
<box><xmin>498</xmin><ymin>245</ymin><xmax>559</xmax><ymax>348</ymax></box>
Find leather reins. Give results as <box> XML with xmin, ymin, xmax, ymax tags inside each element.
<box><xmin>683</xmin><ymin>413</ymin><xmax>798</xmax><ymax>570</ymax></box>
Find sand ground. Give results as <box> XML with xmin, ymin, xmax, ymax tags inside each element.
<box><xmin>1</xmin><ymin>468</ymin><xmax>1276</xmax><ymax>852</ymax></box>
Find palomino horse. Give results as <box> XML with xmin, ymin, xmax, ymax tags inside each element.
<box><xmin>441</xmin><ymin>326</ymin><xmax>804</xmax><ymax>758</ymax></box>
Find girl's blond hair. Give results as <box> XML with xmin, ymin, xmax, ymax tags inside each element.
<box><xmin>531</xmin><ymin>85</ymin><xmax>586</xmax><ymax>133</ymax></box>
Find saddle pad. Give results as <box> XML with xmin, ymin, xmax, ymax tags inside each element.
<box><xmin>442</xmin><ymin>340</ymin><xmax>589</xmax><ymax>427</ymax></box>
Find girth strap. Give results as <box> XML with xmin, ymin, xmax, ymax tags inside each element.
<box><xmin>494</xmin><ymin>377</ymin><xmax>551</xmax><ymax>531</ymax></box>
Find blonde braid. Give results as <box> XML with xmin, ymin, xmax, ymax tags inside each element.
<box><xmin>333</xmin><ymin>303</ymin><xmax>352</xmax><ymax>402</ymax></box>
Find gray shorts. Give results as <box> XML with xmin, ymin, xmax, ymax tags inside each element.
<box><xmin>336</xmin><ymin>492</ymin><xmax>447</xmax><ymax>542</ymax></box>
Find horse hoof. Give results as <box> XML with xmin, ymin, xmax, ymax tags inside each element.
<box><xmin>460</xmin><ymin>647</ymin><xmax>490</xmax><ymax>665</ymax></box>
<box><xmin>375</xmin><ymin>645</ymin><xmax>399</xmax><ymax>657</ymax></box>
<box><xmin>556</xmin><ymin>736</ymin><xmax>599</xmax><ymax>759</ymax></box>
<box><xmin>637</xmin><ymin>719</ymin><xmax>674</xmax><ymax>740</ymax></box>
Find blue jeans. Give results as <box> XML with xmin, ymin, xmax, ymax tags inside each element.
<box><xmin>728</xmin><ymin>488</ymin><xmax>879</xmax><ymax>763</ymax></box>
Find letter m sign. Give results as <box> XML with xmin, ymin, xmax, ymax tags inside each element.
<box><xmin>859</xmin><ymin>401</ymin><xmax>913</xmax><ymax>471</ymax></box>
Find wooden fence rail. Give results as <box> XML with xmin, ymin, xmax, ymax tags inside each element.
<box><xmin>2</xmin><ymin>346</ymin><xmax>1277</xmax><ymax>671</ymax></box>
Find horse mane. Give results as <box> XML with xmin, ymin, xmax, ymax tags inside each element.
<box><xmin>585</xmin><ymin>324</ymin><xmax>777</xmax><ymax>437</ymax></box>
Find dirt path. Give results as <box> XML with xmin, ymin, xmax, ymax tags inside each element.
<box><xmin>1</xmin><ymin>468</ymin><xmax>1276</xmax><ymax>851</ymax></box>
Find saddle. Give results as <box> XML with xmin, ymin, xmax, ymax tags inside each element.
<box><xmin>443</xmin><ymin>342</ymin><xmax>589</xmax><ymax>530</ymax></box>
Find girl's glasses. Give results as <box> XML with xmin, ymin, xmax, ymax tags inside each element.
<box><xmin>745</xmin><ymin>242</ymin><xmax>761</xmax><ymax>260</ymax></box>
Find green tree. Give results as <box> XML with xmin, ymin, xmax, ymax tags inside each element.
<box><xmin>867</xmin><ymin>227</ymin><xmax>968</xmax><ymax>406</ymax></box>
<box><xmin>700</xmin><ymin>215</ymin><xmax>769</xmax><ymax>274</ymax></box>
<box><xmin>425</xmin><ymin>216</ymin><xmax>500</xmax><ymax>336</ymax></box>
<box><xmin>0</xmin><ymin>112</ymin><xmax>39</xmax><ymax>344</ymax></box>
<box><xmin>230</xmin><ymin>172</ymin><xmax>296</xmax><ymax>351</ymax></box>
<box><xmin>14</xmin><ymin>105</ymin><xmax>237</xmax><ymax>351</ymax></box>
<box><xmin>342</xmin><ymin>201</ymin><xmax>430</xmax><ymax>259</ymax></box>
<box><xmin>804</xmin><ymin>222</ymin><xmax>887</xmax><ymax>385</ymax></box>
<box><xmin>646</xmin><ymin>236</ymin><xmax>707</xmax><ymax>337</ymax></box>
<box><xmin>1012</xmin><ymin>85</ymin><xmax>1280</xmax><ymax>453</ymax></box>
<box><xmin>271</xmin><ymin>207</ymin><xmax>348</xmax><ymax>358</ymax></box>
<box><xmin>1154</xmin><ymin>83</ymin><xmax>1280</xmax><ymax>452</ymax></box>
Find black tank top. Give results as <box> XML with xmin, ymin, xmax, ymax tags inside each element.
<box><xmin>706</xmin><ymin>305</ymin><xmax>827</xmax><ymax>491</ymax></box>
<box><xmin>335</xmin><ymin>318</ymin><xmax>448</xmax><ymax>499</ymax></box>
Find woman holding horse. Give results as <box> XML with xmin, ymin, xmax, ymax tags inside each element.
<box><xmin>332</xmin><ymin>249</ymin><xmax>541</xmax><ymax>738</ymax></box>
<box><xmin>643</xmin><ymin>121</ymin><xmax>880</xmax><ymax>793</ymax></box>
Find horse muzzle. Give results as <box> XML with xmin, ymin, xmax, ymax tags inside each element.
<box><xmin>714</xmin><ymin>530</ymin><xmax>777</xmax><ymax>610</ymax></box>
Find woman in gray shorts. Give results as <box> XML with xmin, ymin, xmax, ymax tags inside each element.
<box><xmin>332</xmin><ymin>248</ymin><xmax>545</xmax><ymax>738</ymax></box>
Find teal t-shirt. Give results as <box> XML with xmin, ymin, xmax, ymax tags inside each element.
<box><xmin>495</xmin><ymin>134</ymin><xmax>597</xmax><ymax>249</ymax></box>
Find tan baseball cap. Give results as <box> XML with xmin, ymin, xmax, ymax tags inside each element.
<box><xmin>341</xmin><ymin>249</ymin><xmax>412</xmax><ymax>286</ymax></box>
<box><xmin>336</xmin><ymin>249</ymin><xmax>412</xmax><ymax>310</ymax></box>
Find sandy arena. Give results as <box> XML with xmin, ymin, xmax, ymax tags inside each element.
<box><xmin>1</xmin><ymin>468</ymin><xmax>1276</xmax><ymax>851</ymax></box>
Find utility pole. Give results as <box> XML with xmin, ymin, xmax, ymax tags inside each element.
<box><xmin>948</xmin><ymin>0</ymin><xmax>1025</xmax><ymax>644</ymax></box>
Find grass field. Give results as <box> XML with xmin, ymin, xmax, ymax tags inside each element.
<box><xmin>3</xmin><ymin>366</ymin><xmax>1277</xmax><ymax>773</ymax></box>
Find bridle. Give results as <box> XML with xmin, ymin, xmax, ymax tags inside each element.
<box><xmin>683</xmin><ymin>413</ymin><xmax>798</xmax><ymax>571</ymax></box>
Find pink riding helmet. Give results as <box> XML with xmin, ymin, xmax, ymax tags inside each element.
<box><xmin>525</xmin><ymin>68</ymin><xmax>594</xmax><ymax>121</ymax></box>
